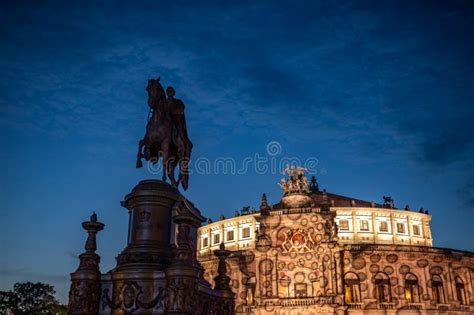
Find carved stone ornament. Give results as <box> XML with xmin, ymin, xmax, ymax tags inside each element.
<box><xmin>279</xmin><ymin>166</ymin><xmax>310</xmax><ymax>195</ymax></box>
<box><xmin>280</xmin><ymin>228</ymin><xmax>317</xmax><ymax>253</ymax></box>
<box><xmin>102</xmin><ymin>281</ymin><xmax>164</xmax><ymax>313</ymax></box>
<box><xmin>69</xmin><ymin>281</ymin><xmax>100</xmax><ymax>315</ymax></box>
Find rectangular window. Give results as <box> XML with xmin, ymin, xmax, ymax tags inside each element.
<box><xmin>226</xmin><ymin>230</ymin><xmax>234</xmax><ymax>241</ymax></box>
<box><xmin>360</xmin><ymin>220</ymin><xmax>369</xmax><ymax>231</ymax></box>
<box><xmin>294</xmin><ymin>283</ymin><xmax>307</xmax><ymax>298</ymax></box>
<box><xmin>202</xmin><ymin>237</ymin><xmax>208</xmax><ymax>247</ymax></box>
<box><xmin>213</xmin><ymin>234</ymin><xmax>220</xmax><ymax>244</ymax></box>
<box><xmin>397</xmin><ymin>223</ymin><xmax>405</xmax><ymax>234</ymax></box>
<box><xmin>413</xmin><ymin>225</ymin><xmax>420</xmax><ymax>236</ymax></box>
<box><xmin>339</xmin><ymin>220</ymin><xmax>349</xmax><ymax>231</ymax></box>
<box><xmin>242</xmin><ymin>227</ymin><xmax>250</xmax><ymax>238</ymax></box>
<box><xmin>379</xmin><ymin>221</ymin><xmax>388</xmax><ymax>232</ymax></box>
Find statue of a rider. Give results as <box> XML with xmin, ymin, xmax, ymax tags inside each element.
<box><xmin>136</xmin><ymin>78</ymin><xmax>193</xmax><ymax>190</ymax></box>
<box><xmin>166</xmin><ymin>86</ymin><xmax>193</xmax><ymax>160</ymax></box>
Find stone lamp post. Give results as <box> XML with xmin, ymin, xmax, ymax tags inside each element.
<box><xmin>68</xmin><ymin>212</ymin><xmax>105</xmax><ymax>315</ymax></box>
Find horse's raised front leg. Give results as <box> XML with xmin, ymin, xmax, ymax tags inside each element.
<box><xmin>161</xmin><ymin>142</ymin><xmax>169</xmax><ymax>182</ymax></box>
<box><xmin>167</xmin><ymin>156</ymin><xmax>178</xmax><ymax>188</ymax></box>
<box><xmin>136</xmin><ymin>139</ymin><xmax>145</xmax><ymax>168</ymax></box>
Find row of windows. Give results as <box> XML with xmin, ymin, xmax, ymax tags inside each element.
<box><xmin>201</xmin><ymin>227</ymin><xmax>251</xmax><ymax>248</ymax></box>
<box><xmin>344</xmin><ymin>272</ymin><xmax>467</xmax><ymax>305</ymax></box>
<box><xmin>339</xmin><ymin>219</ymin><xmax>421</xmax><ymax>235</ymax></box>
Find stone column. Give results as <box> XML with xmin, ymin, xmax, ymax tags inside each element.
<box><xmin>390</xmin><ymin>213</ymin><xmax>396</xmax><ymax>244</ymax></box>
<box><xmin>422</xmin><ymin>218</ymin><xmax>429</xmax><ymax>246</ymax></box>
<box><xmin>371</xmin><ymin>212</ymin><xmax>378</xmax><ymax>244</ymax></box>
<box><xmin>68</xmin><ymin>213</ymin><xmax>104</xmax><ymax>315</ymax></box>
<box><xmin>352</xmin><ymin>211</ymin><xmax>358</xmax><ymax>242</ymax></box>
<box><xmin>407</xmin><ymin>215</ymin><xmax>412</xmax><ymax>245</ymax></box>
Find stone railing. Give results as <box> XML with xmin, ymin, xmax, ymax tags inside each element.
<box><xmin>406</xmin><ymin>302</ymin><xmax>423</xmax><ymax>310</ymax></box>
<box><xmin>377</xmin><ymin>302</ymin><xmax>395</xmax><ymax>310</ymax></box>
<box><xmin>262</xmin><ymin>296</ymin><xmax>334</xmax><ymax>308</ymax></box>
<box><xmin>436</xmin><ymin>303</ymin><xmax>450</xmax><ymax>310</ymax></box>
<box><xmin>270</xmin><ymin>207</ymin><xmax>321</xmax><ymax>215</ymax></box>
<box><xmin>457</xmin><ymin>305</ymin><xmax>471</xmax><ymax>312</ymax></box>
<box><xmin>346</xmin><ymin>244</ymin><xmax>474</xmax><ymax>257</ymax></box>
<box><xmin>347</xmin><ymin>303</ymin><xmax>363</xmax><ymax>309</ymax></box>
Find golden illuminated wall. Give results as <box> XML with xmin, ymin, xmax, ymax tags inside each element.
<box><xmin>197</xmin><ymin>208</ymin><xmax>472</xmax><ymax>315</ymax></box>
<box><xmin>197</xmin><ymin>207</ymin><xmax>433</xmax><ymax>254</ymax></box>
<box><xmin>333</xmin><ymin>207</ymin><xmax>432</xmax><ymax>246</ymax></box>
<box><xmin>198</xmin><ymin>214</ymin><xmax>260</xmax><ymax>256</ymax></box>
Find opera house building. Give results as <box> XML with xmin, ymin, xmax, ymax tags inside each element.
<box><xmin>197</xmin><ymin>167</ymin><xmax>473</xmax><ymax>314</ymax></box>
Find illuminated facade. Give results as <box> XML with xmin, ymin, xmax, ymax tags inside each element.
<box><xmin>197</xmin><ymin>169</ymin><xmax>473</xmax><ymax>314</ymax></box>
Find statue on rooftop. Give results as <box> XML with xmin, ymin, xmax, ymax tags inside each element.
<box><xmin>279</xmin><ymin>166</ymin><xmax>310</xmax><ymax>195</ymax></box>
<box><xmin>383</xmin><ymin>196</ymin><xmax>395</xmax><ymax>208</ymax></box>
<box><xmin>136</xmin><ymin>78</ymin><xmax>193</xmax><ymax>190</ymax></box>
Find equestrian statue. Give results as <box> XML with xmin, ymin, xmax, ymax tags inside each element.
<box><xmin>136</xmin><ymin>77</ymin><xmax>193</xmax><ymax>190</ymax></box>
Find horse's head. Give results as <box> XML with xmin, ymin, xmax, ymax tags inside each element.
<box><xmin>146</xmin><ymin>77</ymin><xmax>167</xmax><ymax>112</ymax></box>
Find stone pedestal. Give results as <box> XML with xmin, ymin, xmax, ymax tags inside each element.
<box><xmin>101</xmin><ymin>180</ymin><xmax>179</xmax><ymax>315</ymax></box>
<box><xmin>117</xmin><ymin>180</ymin><xmax>179</xmax><ymax>270</ymax></box>
<box><xmin>70</xmin><ymin>180</ymin><xmax>235</xmax><ymax>315</ymax></box>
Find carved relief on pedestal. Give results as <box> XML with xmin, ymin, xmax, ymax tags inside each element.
<box><xmin>164</xmin><ymin>278</ymin><xmax>191</xmax><ymax>311</ymax></box>
<box><xmin>69</xmin><ymin>281</ymin><xmax>101</xmax><ymax>315</ymax></box>
<box><xmin>101</xmin><ymin>281</ymin><xmax>165</xmax><ymax>313</ymax></box>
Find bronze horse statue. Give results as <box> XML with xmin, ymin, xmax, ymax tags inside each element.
<box><xmin>136</xmin><ymin>78</ymin><xmax>191</xmax><ymax>190</ymax></box>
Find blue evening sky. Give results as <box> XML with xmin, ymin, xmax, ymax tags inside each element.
<box><xmin>1</xmin><ymin>1</ymin><xmax>473</xmax><ymax>303</ymax></box>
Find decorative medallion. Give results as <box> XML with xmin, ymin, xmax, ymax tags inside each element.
<box><xmin>294</xmin><ymin>272</ymin><xmax>305</xmax><ymax>283</ymax></box>
<box><xmin>369</xmin><ymin>264</ymin><xmax>379</xmax><ymax>273</ymax></box>
<box><xmin>370</xmin><ymin>254</ymin><xmax>381</xmax><ymax>263</ymax></box>
<box><xmin>399</xmin><ymin>265</ymin><xmax>410</xmax><ymax>274</ymax></box>
<box><xmin>259</xmin><ymin>259</ymin><xmax>274</xmax><ymax>276</ymax></box>
<box><xmin>429</xmin><ymin>266</ymin><xmax>443</xmax><ymax>275</ymax></box>
<box><xmin>352</xmin><ymin>257</ymin><xmax>366</xmax><ymax>270</ymax></box>
<box><xmin>383</xmin><ymin>266</ymin><xmax>394</xmax><ymax>275</ymax></box>
<box><xmin>416</xmin><ymin>259</ymin><xmax>429</xmax><ymax>268</ymax></box>
<box><xmin>357</xmin><ymin>272</ymin><xmax>367</xmax><ymax>281</ymax></box>
<box><xmin>386</xmin><ymin>254</ymin><xmax>398</xmax><ymax>263</ymax></box>
<box><xmin>433</xmin><ymin>256</ymin><xmax>443</xmax><ymax>263</ymax></box>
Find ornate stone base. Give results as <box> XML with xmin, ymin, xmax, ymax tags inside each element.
<box><xmin>100</xmin><ymin>271</ymin><xmax>166</xmax><ymax>315</ymax></box>
<box><xmin>69</xmin><ymin>180</ymin><xmax>235</xmax><ymax>315</ymax></box>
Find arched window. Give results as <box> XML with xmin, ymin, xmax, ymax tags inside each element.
<box><xmin>455</xmin><ymin>277</ymin><xmax>466</xmax><ymax>305</ymax></box>
<box><xmin>431</xmin><ymin>274</ymin><xmax>445</xmax><ymax>304</ymax></box>
<box><xmin>374</xmin><ymin>273</ymin><xmax>391</xmax><ymax>303</ymax></box>
<box><xmin>245</xmin><ymin>276</ymin><xmax>256</xmax><ymax>305</ymax></box>
<box><xmin>404</xmin><ymin>273</ymin><xmax>419</xmax><ymax>303</ymax></box>
<box><xmin>344</xmin><ymin>272</ymin><xmax>361</xmax><ymax>303</ymax></box>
